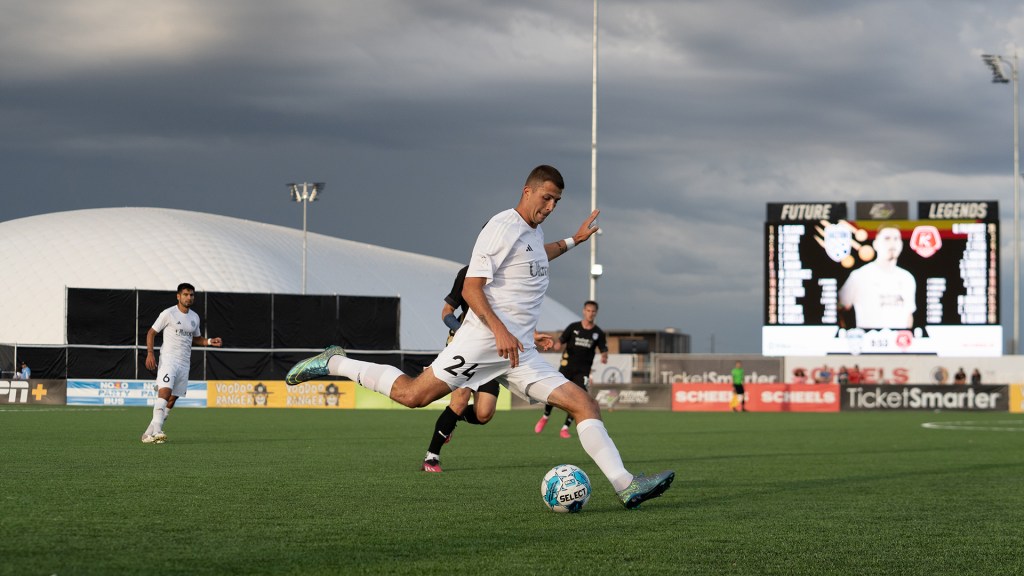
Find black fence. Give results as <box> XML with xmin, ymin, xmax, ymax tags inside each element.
<box><xmin>4</xmin><ymin>288</ymin><xmax>438</xmax><ymax>381</ymax></box>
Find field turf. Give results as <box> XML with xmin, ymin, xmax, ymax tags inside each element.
<box><xmin>2</xmin><ymin>407</ymin><xmax>1023</xmax><ymax>575</ymax></box>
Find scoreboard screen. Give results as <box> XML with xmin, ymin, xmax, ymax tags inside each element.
<box><xmin>763</xmin><ymin>201</ymin><xmax>1001</xmax><ymax>356</ymax></box>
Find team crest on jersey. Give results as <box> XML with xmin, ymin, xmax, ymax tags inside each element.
<box><xmin>592</xmin><ymin>333</ymin><xmax>599</xmax><ymax>341</ymax></box>
<box><xmin>823</xmin><ymin>224</ymin><xmax>852</xmax><ymax>262</ymax></box>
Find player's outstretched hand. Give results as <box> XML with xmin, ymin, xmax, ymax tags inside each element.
<box><xmin>575</xmin><ymin>209</ymin><xmax>600</xmax><ymax>244</ymax></box>
<box><xmin>534</xmin><ymin>333</ymin><xmax>555</xmax><ymax>352</ymax></box>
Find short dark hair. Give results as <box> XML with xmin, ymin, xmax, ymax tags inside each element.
<box><xmin>177</xmin><ymin>283</ymin><xmax>196</xmax><ymax>294</ymax></box>
<box><xmin>525</xmin><ymin>165</ymin><xmax>564</xmax><ymax>190</ymax></box>
<box><xmin>584</xmin><ymin>300</ymin><xmax>598</xmax><ymax>310</ymax></box>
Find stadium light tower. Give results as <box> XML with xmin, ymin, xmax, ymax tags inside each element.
<box><xmin>288</xmin><ymin>182</ymin><xmax>325</xmax><ymax>295</ymax></box>
<box><xmin>981</xmin><ymin>52</ymin><xmax>1020</xmax><ymax>354</ymax></box>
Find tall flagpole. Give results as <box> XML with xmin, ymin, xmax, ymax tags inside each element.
<box><xmin>981</xmin><ymin>52</ymin><xmax>1021</xmax><ymax>353</ymax></box>
<box><xmin>589</xmin><ymin>0</ymin><xmax>600</xmax><ymax>301</ymax></box>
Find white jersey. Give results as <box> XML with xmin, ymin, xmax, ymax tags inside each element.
<box><xmin>838</xmin><ymin>262</ymin><xmax>916</xmax><ymax>329</ymax></box>
<box><xmin>152</xmin><ymin>305</ymin><xmax>201</xmax><ymax>367</ymax></box>
<box><xmin>463</xmin><ymin>208</ymin><xmax>548</xmax><ymax>348</ymax></box>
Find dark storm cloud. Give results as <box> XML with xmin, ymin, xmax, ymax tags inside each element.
<box><xmin>2</xmin><ymin>0</ymin><xmax>1023</xmax><ymax>352</ymax></box>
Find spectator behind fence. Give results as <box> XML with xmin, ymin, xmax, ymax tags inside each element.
<box><xmin>17</xmin><ymin>361</ymin><xmax>30</xmax><ymax>380</ymax></box>
<box><xmin>848</xmin><ymin>365</ymin><xmax>862</xmax><ymax>385</ymax></box>
<box><xmin>792</xmin><ymin>368</ymin><xmax>807</xmax><ymax>384</ymax></box>
<box><xmin>954</xmin><ymin>367</ymin><xmax>967</xmax><ymax>385</ymax></box>
<box><xmin>814</xmin><ymin>366</ymin><xmax>833</xmax><ymax>384</ymax></box>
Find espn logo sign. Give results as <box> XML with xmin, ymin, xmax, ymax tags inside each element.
<box><xmin>0</xmin><ymin>380</ymin><xmax>61</xmax><ymax>404</ymax></box>
<box><xmin>0</xmin><ymin>380</ymin><xmax>29</xmax><ymax>403</ymax></box>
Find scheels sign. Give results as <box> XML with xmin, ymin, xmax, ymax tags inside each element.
<box><xmin>672</xmin><ymin>383</ymin><xmax>839</xmax><ymax>412</ymax></box>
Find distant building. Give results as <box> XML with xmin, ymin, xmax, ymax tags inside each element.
<box><xmin>606</xmin><ymin>329</ymin><xmax>691</xmax><ymax>383</ymax></box>
<box><xmin>607</xmin><ymin>329</ymin><xmax>691</xmax><ymax>355</ymax></box>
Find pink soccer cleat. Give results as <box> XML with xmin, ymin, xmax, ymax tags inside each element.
<box><xmin>534</xmin><ymin>415</ymin><xmax>549</xmax><ymax>434</ymax></box>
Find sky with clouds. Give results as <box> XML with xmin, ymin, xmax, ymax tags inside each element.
<box><xmin>3</xmin><ymin>0</ymin><xmax>1024</xmax><ymax>352</ymax></box>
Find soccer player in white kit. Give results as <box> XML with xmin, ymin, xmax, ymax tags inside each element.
<box><xmin>141</xmin><ymin>283</ymin><xmax>222</xmax><ymax>443</ymax></box>
<box><xmin>285</xmin><ymin>165</ymin><xmax>674</xmax><ymax>509</ymax></box>
<box><xmin>838</xmin><ymin>226</ymin><xmax>917</xmax><ymax>329</ymax></box>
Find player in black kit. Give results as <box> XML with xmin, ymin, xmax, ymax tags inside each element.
<box><xmin>423</xmin><ymin>265</ymin><xmax>553</xmax><ymax>471</ymax></box>
<box><xmin>421</xmin><ymin>266</ymin><xmax>498</xmax><ymax>472</ymax></box>
<box><xmin>535</xmin><ymin>300</ymin><xmax>608</xmax><ymax>439</ymax></box>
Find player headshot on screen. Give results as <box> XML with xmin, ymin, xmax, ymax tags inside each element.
<box><xmin>837</xmin><ymin>226</ymin><xmax>916</xmax><ymax>329</ymax></box>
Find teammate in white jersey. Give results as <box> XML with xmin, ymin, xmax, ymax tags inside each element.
<box><xmin>285</xmin><ymin>165</ymin><xmax>674</xmax><ymax>509</ymax></box>
<box><xmin>141</xmin><ymin>283</ymin><xmax>222</xmax><ymax>443</ymax></box>
<box><xmin>838</xmin><ymin>226</ymin><xmax>917</xmax><ymax>329</ymax></box>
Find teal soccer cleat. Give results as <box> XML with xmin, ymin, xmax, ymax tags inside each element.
<box><xmin>285</xmin><ymin>346</ymin><xmax>346</xmax><ymax>386</ymax></box>
<box><xmin>617</xmin><ymin>470</ymin><xmax>675</xmax><ymax>510</ymax></box>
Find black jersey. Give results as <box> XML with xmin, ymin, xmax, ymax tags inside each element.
<box><xmin>558</xmin><ymin>321</ymin><xmax>607</xmax><ymax>375</ymax></box>
<box><xmin>444</xmin><ymin>266</ymin><xmax>470</xmax><ymax>339</ymax></box>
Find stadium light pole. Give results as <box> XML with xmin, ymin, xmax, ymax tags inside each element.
<box><xmin>589</xmin><ymin>0</ymin><xmax>601</xmax><ymax>301</ymax></box>
<box><xmin>288</xmin><ymin>182</ymin><xmax>325</xmax><ymax>295</ymax></box>
<box><xmin>981</xmin><ymin>52</ymin><xmax>1020</xmax><ymax>354</ymax></box>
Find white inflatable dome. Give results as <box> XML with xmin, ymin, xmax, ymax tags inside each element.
<box><xmin>0</xmin><ymin>208</ymin><xmax>579</xmax><ymax>350</ymax></box>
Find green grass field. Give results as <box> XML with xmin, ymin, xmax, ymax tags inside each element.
<box><xmin>2</xmin><ymin>407</ymin><xmax>1023</xmax><ymax>575</ymax></box>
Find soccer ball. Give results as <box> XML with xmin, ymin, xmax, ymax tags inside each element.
<box><xmin>541</xmin><ymin>464</ymin><xmax>591</xmax><ymax>513</ymax></box>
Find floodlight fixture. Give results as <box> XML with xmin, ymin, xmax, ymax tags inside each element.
<box><xmin>288</xmin><ymin>182</ymin><xmax>326</xmax><ymax>294</ymax></box>
<box><xmin>982</xmin><ymin>54</ymin><xmax>1011</xmax><ymax>83</ymax></box>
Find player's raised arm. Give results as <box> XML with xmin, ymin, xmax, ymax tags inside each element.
<box><xmin>546</xmin><ymin>209</ymin><xmax>600</xmax><ymax>262</ymax></box>
<box><xmin>462</xmin><ymin>275</ymin><xmax>524</xmax><ymax>367</ymax></box>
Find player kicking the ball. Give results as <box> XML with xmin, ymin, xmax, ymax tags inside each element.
<box><xmin>286</xmin><ymin>165</ymin><xmax>674</xmax><ymax>508</ymax></box>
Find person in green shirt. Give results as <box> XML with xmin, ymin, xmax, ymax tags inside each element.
<box><xmin>730</xmin><ymin>360</ymin><xmax>746</xmax><ymax>412</ymax></box>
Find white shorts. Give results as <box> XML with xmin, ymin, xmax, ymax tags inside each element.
<box><xmin>156</xmin><ymin>363</ymin><xmax>189</xmax><ymax>397</ymax></box>
<box><xmin>430</xmin><ymin>336</ymin><xmax>567</xmax><ymax>404</ymax></box>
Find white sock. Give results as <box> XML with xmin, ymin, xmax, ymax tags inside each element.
<box><xmin>327</xmin><ymin>356</ymin><xmax>402</xmax><ymax>397</ymax></box>
<box><xmin>149</xmin><ymin>398</ymin><xmax>168</xmax><ymax>434</ymax></box>
<box><xmin>576</xmin><ymin>419</ymin><xmax>633</xmax><ymax>491</ymax></box>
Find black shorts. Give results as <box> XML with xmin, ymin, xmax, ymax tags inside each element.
<box><xmin>478</xmin><ymin>380</ymin><xmax>500</xmax><ymax>396</ymax></box>
<box><xmin>560</xmin><ymin>370</ymin><xmax>589</xmax><ymax>389</ymax></box>
<box><xmin>733</xmin><ymin>384</ymin><xmax>745</xmax><ymax>394</ymax></box>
